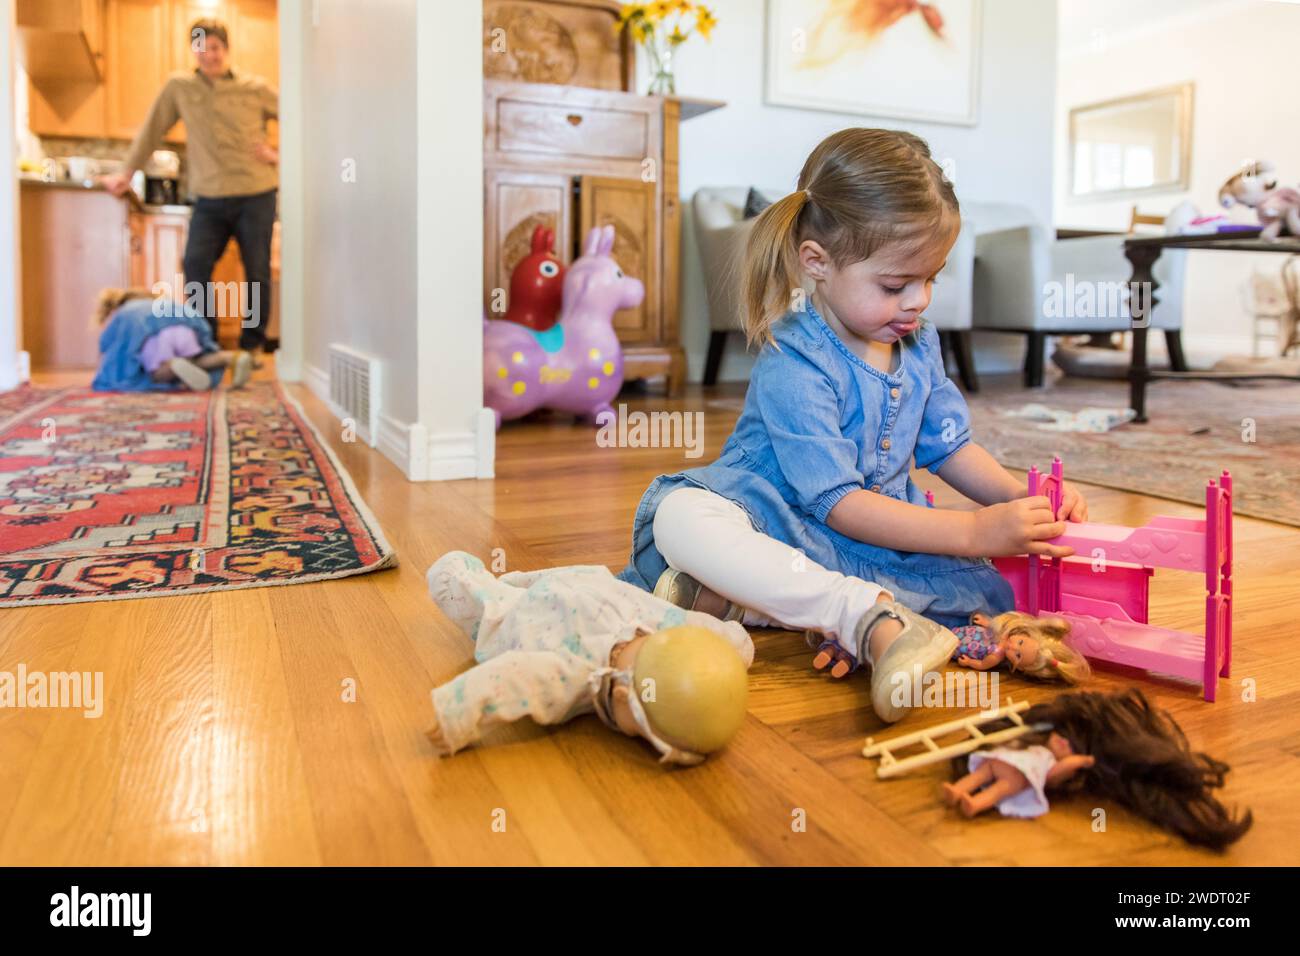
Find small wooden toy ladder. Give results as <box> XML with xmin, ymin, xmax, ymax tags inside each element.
<box><xmin>862</xmin><ymin>699</ymin><xmax>1046</xmax><ymax>779</ymax></box>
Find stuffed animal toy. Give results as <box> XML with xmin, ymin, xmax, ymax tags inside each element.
<box><xmin>483</xmin><ymin>224</ymin><xmax>643</xmax><ymax>429</ymax></box>
<box><xmin>1218</xmin><ymin>160</ymin><xmax>1279</xmax><ymax>212</ymax></box>
<box><xmin>1219</xmin><ymin>160</ymin><xmax>1300</xmax><ymax>239</ymax></box>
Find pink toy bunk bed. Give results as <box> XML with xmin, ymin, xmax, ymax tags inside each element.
<box><xmin>991</xmin><ymin>457</ymin><xmax>1233</xmax><ymax>701</ymax></box>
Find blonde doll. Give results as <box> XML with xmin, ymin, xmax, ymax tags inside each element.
<box><xmin>951</xmin><ymin>610</ymin><xmax>1091</xmax><ymax>684</ymax></box>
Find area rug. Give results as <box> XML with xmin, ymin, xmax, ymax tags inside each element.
<box><xmin>0</xmin><ymin>383</ymin><xmax>395</xmax><ymax>607</ymax></box>
<box><xmin>967</xmin><ymin>377</ymin><xmax>1300</xmax><ymax>527</ymax></box>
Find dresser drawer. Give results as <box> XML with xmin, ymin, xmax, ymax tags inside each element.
<box><xmin>494</xmin><ymin>98</ymin><xmax>651</xmax><ymax>162</ymax></box>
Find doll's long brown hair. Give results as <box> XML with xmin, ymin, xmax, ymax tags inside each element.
<box><xmin>741</xmin><ymin>127</ymin><xmax>959</xmax><ymax>347</ymax></box>
<box><xmin>959</xmin><ymin>689</ymin><xmax>1252</xmax><ymax>851</ymax></box>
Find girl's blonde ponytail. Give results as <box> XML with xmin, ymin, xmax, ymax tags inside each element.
<box><xmin>742</xmin><ymin>190</ymin><xmax>807</xmax><ymax>348</ymax></box>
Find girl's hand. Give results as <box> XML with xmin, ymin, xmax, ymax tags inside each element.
<box><xmin>969</xmin><ymin>497</ymin><xmax>1074</xmax><ymax>558</ymax></box>
<box><xmin>1056</xmin><ymin>481</ymin><xmax>1089</xmax><ymax>522</ymax></box>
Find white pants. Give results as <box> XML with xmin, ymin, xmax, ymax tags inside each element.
<box><xmin>652</xmin><ymin>486</ymin><xmax>892</xmax><ymax>652</ymax></box>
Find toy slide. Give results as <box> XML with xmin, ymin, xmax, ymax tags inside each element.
<box><xmin>992</xmin><ymin>457</ymin><xmax>1233</xmax><ymax>702</ymax></box>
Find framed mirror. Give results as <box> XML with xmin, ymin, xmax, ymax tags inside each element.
<box><xmin>1069</xmin><ymin>84</ymin><xmax>1194</xmax><ymax>200</ymax></box>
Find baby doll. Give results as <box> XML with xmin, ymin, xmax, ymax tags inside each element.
<box><xmin>946</xmin><ymin>689</ymin><xmax>1253</xmax><ymax>851</ymax></box>
<box><xmin>426</xmin><ymin>551</ymin><xmax>752</xmax><ymax>765</ymax></box>
<box><xmin>91</xmin><ymin>288</ymin><xmax>252</xmax><ymax>393</ymax></box>
<box><xmin>951</xmin><ymin>610</ymin><xmax>1091</xmax><ymax>684</ymax></box>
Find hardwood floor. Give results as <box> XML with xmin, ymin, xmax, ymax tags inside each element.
<box><xmin>2</xmin><ymin>367</ymin><xmax>1296</xmax><ymax>866</ymax></box>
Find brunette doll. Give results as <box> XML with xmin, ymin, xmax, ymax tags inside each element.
<box><xmin>947</xmin><ymin>689</ymin><xmax>1253</xmax><ymax>851</ymax></box>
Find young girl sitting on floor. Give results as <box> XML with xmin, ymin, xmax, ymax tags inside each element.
<box><xmin>91</xmin><ymin>288</ymin><xmax>251</xmax><ymax>392</ymax></box>
<box><xmin>618</xmin><ymin>128</ymin><xmax>1090</xmax><ymax>723</ymax></box>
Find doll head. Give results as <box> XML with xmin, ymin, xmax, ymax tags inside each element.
<box><xmin>990</xmin><ymin>612</ymin><xmax>1092</xmax><ymax>685</ymax></box>
<box><xmin>610</xmin><ymin>625</ymin><xmax>748</xmax><ymax>765</ymax></box>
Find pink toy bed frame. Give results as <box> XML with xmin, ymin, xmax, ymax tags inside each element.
<box><xmin>991</xmin><ymin>457</ymin><xmax>1233</xmax><ymax>702</ymax></box>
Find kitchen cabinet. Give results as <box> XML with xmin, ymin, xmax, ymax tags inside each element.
<box><xmin>26</xmin><ymin>0</ymin><xmax>278</xmax><ymax>143</ymax></box>
<box><xmin>16</xmin><ymin>0</ymin><xmax>103</xmax><ymax>83</ymax></box>
<box><xmin>20</xmin><ymin>182</ymin><xmax>133</xmax><ymax>369</ymax></box>
<box><xmin>104</xmin><ymin>0</ymin><xmax>171</xmax><ymax>140</ymax></box>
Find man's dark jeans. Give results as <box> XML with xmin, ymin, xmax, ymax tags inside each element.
<box><xmin>182</xmin><ymin>188</ymin><xmax>277</xmax><ymax>351</ymax></box>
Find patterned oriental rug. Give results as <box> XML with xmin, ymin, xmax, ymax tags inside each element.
<box><xmin>966</xmin><ymin>377</ymin><xmax>1300</xmax><ymax>528</ymax></box>
<box><xmin>0</xmin><ymin>383</ymin><xmax>395</xmax><ymax>607</ymax></box>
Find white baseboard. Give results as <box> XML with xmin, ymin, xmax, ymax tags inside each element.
<box><xmin>306</xmin><ymin>363</ymin><xmax>496</xmax><ymax>481</ymax></box>
<box><xmin>303</xmin><ymin>361</ymin><xmax>330</xmax><ymax>406</ymax></box>
<box><xmin>376</xmin><ymin>412</ymin><xmax>427</xmax><ymax>480</ymax></box>
<box><xmin>376</xmin><ymin>409</ymin><xmax>495</xmax><ymax>481</ymax></box>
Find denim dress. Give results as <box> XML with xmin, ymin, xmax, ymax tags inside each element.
<box><xmin>617</xmin><ymin>303</ymin><xmax>1014</xmax><ymax>630</ymax></box>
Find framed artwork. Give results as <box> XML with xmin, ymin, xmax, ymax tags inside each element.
<box><xmin>765</xmin><ymin>0</ymin><xmax>983</xmax><ymax>126</ymax></box>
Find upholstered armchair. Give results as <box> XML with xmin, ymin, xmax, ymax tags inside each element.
<box><xmin>967</xmin><ymin>201</ymin><xmax>1189</xmax><ymax>387</ymax></box>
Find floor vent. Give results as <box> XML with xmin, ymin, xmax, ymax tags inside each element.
<box><xmin>327</xmin><ymin>344</ymin><xmax>381</xmax><ymax>447</ymax></box>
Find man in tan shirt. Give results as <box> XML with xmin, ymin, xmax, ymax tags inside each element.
<box><xmin>103</xmin><ymin>17</ymin><xmax>278</xmax><ymax>353</ymax></box>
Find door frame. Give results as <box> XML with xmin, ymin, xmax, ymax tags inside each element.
<box><xmin>0</xmin><ymin>0</ymin><xmax>27</xmax><ymax>390</ymax></box>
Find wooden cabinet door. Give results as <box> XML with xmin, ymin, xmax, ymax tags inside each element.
<box><xmin>229</xmin><ymin>0</ymin><xmax>277</xmax><ymax>84</ymax></box>
<box><xmin>127</xmin><ymin>211</ymin><xmax>147</xmax><ymax>287</ymax></box>
<box><xmin>484</xmin><ymin>169</ymin><xmax>573</xmax><ymax>316</ymax></box>
<box><xmin>104</xmin><ymin>0</ymin><xmax>171</xmax><ymax>140</ymax></box>
<box><xmin>82</xmin><ymin>0</ymin><xmax>105</xmax><ymax>60</ymax></box>
<box><xmin>578</xmin><ymin>175</ymin><xmax>657</xmax><ymax>344</ymax></box>
<box><xmin>229</xmin><ymin>0</ymin><xmax>278</xmax><ymax>147</ymax></box>
<box><xmin>144</xmin><ymin>212</ymin><xmax>189</xmax><ymax>289</ymax></box>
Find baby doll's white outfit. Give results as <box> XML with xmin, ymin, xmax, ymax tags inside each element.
<box><xmin>428</xmin><ymin>551</ymin><xmax>753</xmax><ymax>757</ymax></box>
<box><xmin>967</xmin><ymin>745</ymin><xmax>1056</xmax><ymax>818</ymax></box>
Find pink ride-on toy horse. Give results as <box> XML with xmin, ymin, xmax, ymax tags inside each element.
<box><xmin>484</xmin><ymin>224</ymin><xmax>645</xmax><ymax>430</ymax></box>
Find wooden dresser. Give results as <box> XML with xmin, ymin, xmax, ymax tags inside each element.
<box><xmin>482</xmin><ymin>0</ymin><xmax>721</xmax><ymax>396</ymax></box>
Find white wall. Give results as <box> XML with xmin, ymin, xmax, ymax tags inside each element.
<box><xmin>662</xmin><ymin>0</ymin><xmax>1059</xmax><ymax>382</ymax></box>
<box><xmin>293</xmin><ymin>0</ymin><xmax>489</xmax><ymax>479</ymax></box>
<box><xmin>1055</xmin><ymin>0</ymin><xmax>1300</xmax><ymax>359</ymax></box>
<box><xmin>299</xmin><ymin>0</ymin><xmax>419</xmax><ymax>422</ymax></box>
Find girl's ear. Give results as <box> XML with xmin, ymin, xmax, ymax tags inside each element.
<box><xmin>797</xmin><ymin>239</ymin><xmax>832</xmax><ymax>282</ymax></box>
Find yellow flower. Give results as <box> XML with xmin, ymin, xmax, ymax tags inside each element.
<box><xmin>671</xmin><ymin>0</ymin><xmax>694</xmax><ymax>13</ymax></box>
<box><xmin>695</xmin><ymin>6</ymin><xmax>717</xmax><ymax>40</ymax></box>
<box><xmin>669</xmin><ymin>25</ymin><xmax>687</xmax><ymax>45</ymax></box>
<box><xmin>630</xmin><ymin>19</ymin><xmax>651</xmax><ymax>42</ymax></box>
<box><xmin>648</xmin><ymin>0</ymin><xmax>673</xmax><ymax>22</ymax></box>
<box><xmin>615</xmin><ymin>3</ymin><xmax>645</xmax><ymax>30</ymax></box>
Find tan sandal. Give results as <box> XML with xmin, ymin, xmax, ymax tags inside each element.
<box><xmin>652</xmin><ymin>568</ymin><xmax>744</xmax><ymax>623</ymax></box>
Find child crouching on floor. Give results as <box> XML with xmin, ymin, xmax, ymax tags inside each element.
<box><xmin>91</xmin><ymin>288</ymin><xmax>251</xmax><ymax>392</ymax></box>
